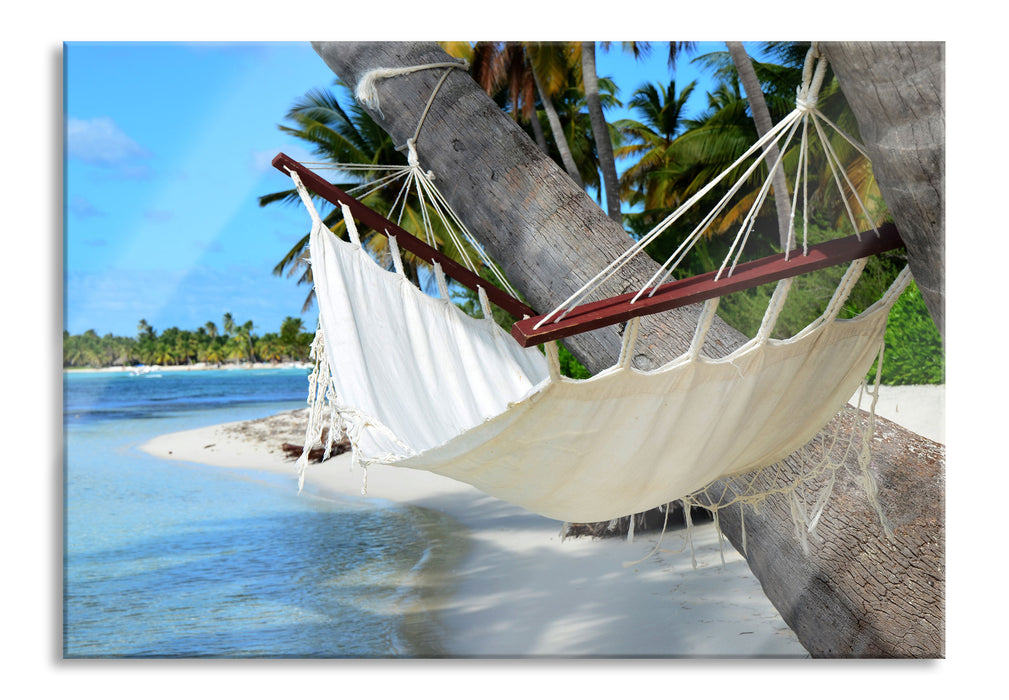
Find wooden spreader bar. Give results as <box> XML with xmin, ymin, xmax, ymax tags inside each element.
<box><xmin>510</xmin><ymin>223</ymin><xmax>904</xmax><ymax>347</ymax></box>
<box><xmin>272</xmin><ymin>152</ymin><xmax>536</xmax><ymax>320</ymax></box>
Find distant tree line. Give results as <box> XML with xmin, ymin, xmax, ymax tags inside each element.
<box><xmin>63</xmin><ymin>314</ymin><xmax>314</xmax><ymax>369</ymax></box>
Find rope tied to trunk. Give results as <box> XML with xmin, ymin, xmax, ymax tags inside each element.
<box><xmin>355</xmin><ymin>57</ymin><xmax>469</xmax><ymax>118</ymax></box>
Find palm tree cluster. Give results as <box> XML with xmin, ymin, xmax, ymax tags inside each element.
<box><xmin>63</xmin><ymin>315</ymin><xmax>313</xmax><ymax>369</ymax></box>
<box><xmin>262</xmin><ymin>41</ymin><xmax>887</xmax><ymax>316</ymax></box>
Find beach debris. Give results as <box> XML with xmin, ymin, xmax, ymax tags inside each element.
<box><xmin>281</xmin><ymin>427</ymin><xmax>350</xmax><ymax>464</ymax></box>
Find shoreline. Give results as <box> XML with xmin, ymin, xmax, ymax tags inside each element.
<box><xmin>65</xmin><ymin>361</ymin><xmax>312</xmax><ymax>374</ymax></box>
<box><xmin>138</xmin><ymin>384</ymin><xmax>943</xmax><ymax>657</ymax></box>
<box><xmin>140</xmin><ymin>410</ymin><xmax>809</xmax><ymax>657</ymax></box>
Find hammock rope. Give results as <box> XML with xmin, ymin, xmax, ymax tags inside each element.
<box><xmin>536</xmin><ymin>46</ymin><xmax>881</xmax><ymax>335</ymax></box>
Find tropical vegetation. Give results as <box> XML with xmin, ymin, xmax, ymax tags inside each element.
<box><xmin>63</xmin><ymin>315</ymin><xmax>313</xmax><ymax>369</ymax></box>
<box><xmin>260</xmin><ymin>41</ymin><xmax>943</xmax><ymax>384</ymax></box>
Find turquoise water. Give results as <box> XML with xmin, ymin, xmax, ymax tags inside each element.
<box><xmin>63</xmin><ymin>368</ymin><xmax>457</xmax><ymax>658</ymax></box>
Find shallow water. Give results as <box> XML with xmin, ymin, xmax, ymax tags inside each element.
<box><xmin>63</xmin><ymin>368</ymin><xmax>462</xmax><ymax>658</ymax></box>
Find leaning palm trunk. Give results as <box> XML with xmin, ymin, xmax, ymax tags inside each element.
<box><xmin>308</xmin><ymin>40</ymin><xmax>943</xmax><ymax>657</ymax></box>
<box><xmin>582</xmin><ymin>41</ymin><xmax>622</xmax><ymax>222</ymax></box>
<box><xmin>820</xmin><ymin>42</ymin><xmax>945</xmax><ymax>340</ymax></box>
<box><xmin>726</xmin><ymin>41</ymin><xmax>793</xmax><ymax>249</ymax></box>
<box><xmin>531</xmin><ymin>65</ymin><xmax>584</xmax><ymax>188</ymax></box>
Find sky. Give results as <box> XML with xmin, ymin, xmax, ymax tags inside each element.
<box><xmin>63</xmin><ymin>40</ymin><xmax>738</xmax><ymax>338</ymax></box>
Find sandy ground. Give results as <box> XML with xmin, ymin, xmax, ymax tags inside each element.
<box><xmin>139</xmin><ymin>384</ymin><xmax>944</xmax><ymax>658</ymax></box>
<box><xmin>850</xmin><ymin>384</ymin><xmax>945</xmax><ymax>444</ymax></box>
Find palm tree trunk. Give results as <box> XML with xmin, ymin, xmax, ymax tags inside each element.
<box><xmin>530</xmin><ymin>63</ymin><xmax>584</xmax><ymax>188</ymax></box>
<box><xmin>820</xmin><ymin>41</ymin><xmax>945</xmax><ymax>341</ymax></box>
<box><xmin>581</xmin><ymin>41</ymin><xmax>622</xmax><ymax>223</ymax></box>
<box><xmin>726</xmin><ymin>41</ymin><xmax>793</xmax><ymax>250</ymax></box>
<box><xmin>528</xmin><ymin>102</ymin><xmax>549</xmax><ymax>153</ymax></box>
<box><xmin>309</xmin><ymin>41</ymin><xmax>944</xmax><ymax>657</ymax></box>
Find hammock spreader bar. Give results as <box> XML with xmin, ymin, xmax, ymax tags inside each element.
<box><xmin>511</xmin><ymin>223</ymin><xmax>904</xmax><ymax>347</ymax></box>
<box><xmin>273</xmin><ymin>152</ymin><xmax>536</xmax><ymax>320</ymax></box>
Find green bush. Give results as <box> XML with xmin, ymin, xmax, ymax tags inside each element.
<box><xmin>870</xmin><ymin>280</ymin><xmax>944</xmax><ymax>385</ymax></box>
<box><xmin>655</xmin><ymin>220</ymin><xmax>943</xmax><ymax>385</ymax></box>
<box><xmin>557</xmin><ymin>343</ymin><xmax>592</xmax><ymax>379</ymax></box>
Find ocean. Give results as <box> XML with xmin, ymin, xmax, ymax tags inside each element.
<box><xmin>62</xmin><ymin>367</ymin><xmax>461</xmax><ymax>658</ymax></box>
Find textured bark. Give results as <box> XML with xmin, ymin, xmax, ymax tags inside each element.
<box><xmin>820</xmin><ymin>42</ymin><xmax>945</xmax><ymax>341</ymax></box>
<box><xmin>309</xmin><ymin>41</ymin><xmax>944</xmax><ymax>657</ymax></box>
<box><xmin>706</xmin><ymin>412</ymin><xmax>944</xmax><ymax>657</ymax></box>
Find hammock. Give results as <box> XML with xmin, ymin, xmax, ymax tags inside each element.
<box><xmin>279</xmin><ymin>47</ymin><xmax>912</xmax><ymax>532</ymax></box>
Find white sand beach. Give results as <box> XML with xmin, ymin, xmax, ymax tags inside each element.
<box><xmin>140</xmin><ymin>384</ymin><xmax>944</xmax><ymax>657</ymax></box>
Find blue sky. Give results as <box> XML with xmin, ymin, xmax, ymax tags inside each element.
<box><xmin>64</xmin><ymin>41</ymin><xmax>749</xmax><ymax>338</ymax></box>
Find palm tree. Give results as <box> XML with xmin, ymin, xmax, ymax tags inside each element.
<box><xmin>613</xmin><ymin>78</ymin><xmax>698</xmax><ymax>225</ymax></box>
<box><xmin>152</xmin><ymin>344</ymin><xmax>176</xmax><ymax>366</ymax></box>
<box><xmin>279</xmin><ymin>316</ymin><xmax>305</xmax><ymax>358</ymax></box>
<box><xmin>527</xmin><ymin>43</ymin><xmax>583</xmax><ymax>188</ymax></box>
<box><xmin>230</xmin><ymin>319</ymin><xmax>255</xmax><ymax>363</ymax></box>
<box><xmin>681</xmin><ymin>44</ymin><xmax>884</xmax><ymax>235</ymax></box>
<box><xmin>261</xmin><ymin>82</ymin><xmax>500</xmax><ymax>310</ymax></box>
<box><xmin>198</xmin><ymin>341</ymin><xmax>223</xmax><ymax>366</ymax></box>
<box><xmin>136</xmin><ymin>318</ymin><xmax>155</xmax><ymax>340</ymax></box>
<box><xmin>581</xmin><ymin>41</ymin><xmax>621</xmax><ymax>222</ymax></box>
<box><xmin>254</xmin><ymin>334</ymin><xmax>281</xmax><ymax>363</ymax></box>
<box><xmin>465</xmin><ymin>42</ymin><xmax>586</xmax><ymax>187</ymax></box>
<box><xmin>224</xmin><ymin>337</ymin><xmax>247</xmax><ymax>364</ymax></box>
<box><xmin>582</xmin><ymin>42</ymin><xmax>697</xmax><ymax>224</ymax></box>
<box><xmin>465</xmin><ymin>42</ymin><xmax>548</xmax><ymax>152</ymax></box>
<box><xmin>726</xmin><ymin>41</ymin><xmax>792</xmax><ymax>248</ymax></box>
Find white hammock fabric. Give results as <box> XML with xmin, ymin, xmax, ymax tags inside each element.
<box><xmin>288</xmin><ymin>46</ymin><xmax>911</xmax><ymax>527</ymax></box>
<box><xmin>294</xmin><ymin>177</ymin><xmax>907</xmax><ymax>522</ymax></box>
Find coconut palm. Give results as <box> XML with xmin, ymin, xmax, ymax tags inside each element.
<box><xmin>463</xmin><ymin>41</ymin><xmax>548</xmax><ymax>152</ymax></box>
<box><xmin>584</xmin><ymin>42</ymin><xmax>696</xmax><ymax>223</ymax></box>
<box><xmin>279</xmin><ymin>316</ymin><xmax>305</xmax><ymax>359</ymax></box>
<box><xmin>686</xmin><ymin>44</ymin><xmax>884</xmax><ymax>233</ymax></box>
<box><xmin>198</xmin><ymin>341</ymin><xmax>224</xmax><ymax>366</ymax></box>
<box><xmin>726</xmin><ymin>41</ymin><xmax>792</xmax><ymax>248</ymax></box>
<box><xmin>237</xmin><ymin>320</ymin><xmax>255</xmax><ymax>363</ymax></box>
<box><xmin>613</xmin><ymin>78</ymin><xmax>698</xmax><ymax>225</ymax></box>
<box><xmin>581</xmin><ymin>41</ymin><xmax>621</xmax><ymax>222</ymax></box>
<box><xmin>136</xmin><ymin>318</ymin><xmax>155</xmax><ymax>340</ymax></box>
<box><xmin>463</xmin><ymin>41</ymin><xmax>624</xmax><ymax>203</ymax></box>
<box><xmin>261</xmin><ymin>82</ymin><xmax>508</xmax><ymax>310</ymax></box>
<box><xmin>256</xmin><ymin>334</ymin><xmax>283</xmax><ymax>363</ymax></box>
<box><xmin>526</xmin><ymin>43</ymin><xmax>584</xmax><ymax>188</ymax></box>
<box><xmin>464</xmin><ymin>42</ymin><xmax>589</xmax><ymax>187</ymax></box>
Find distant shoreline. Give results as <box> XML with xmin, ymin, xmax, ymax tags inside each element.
<box><xmin>63</xmin><ymin>361</ymin><xmax>312</xmax><ymax>374</ymax></box>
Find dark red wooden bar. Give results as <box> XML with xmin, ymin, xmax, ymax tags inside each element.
<box><xmin>510</xmin><ymin>223</ymin><xmax>904</xmax><ymax>347</ymax></box>
<box><xmin>273</xmin><ymin>152</ymin><xmax>536</xmax><ymax>320</ymax></box>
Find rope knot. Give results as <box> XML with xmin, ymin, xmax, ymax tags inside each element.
<box><xmin>355</xmin><ymin>58</ymin><xmax>468</xmax><ymax>117</ymax></box>
<box><xmin>795</xmin><ymin>95</ymin><xmax>817</xmax><ymax>113</ymax></box>
<box><xmin>795</xmin><ymin>45</ymin><xmax>828</xmax><ymax>115</ymax></box>
<box><xmin>405</xmin><ymin>138</ymin><xmax>420</xmax><ymax>168</ymax></box>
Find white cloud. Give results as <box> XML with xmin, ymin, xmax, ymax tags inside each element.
<box><xmin>67</xmin><ymin>117</ymin><xmax>151</xmax><ymax>170</ymax></box>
